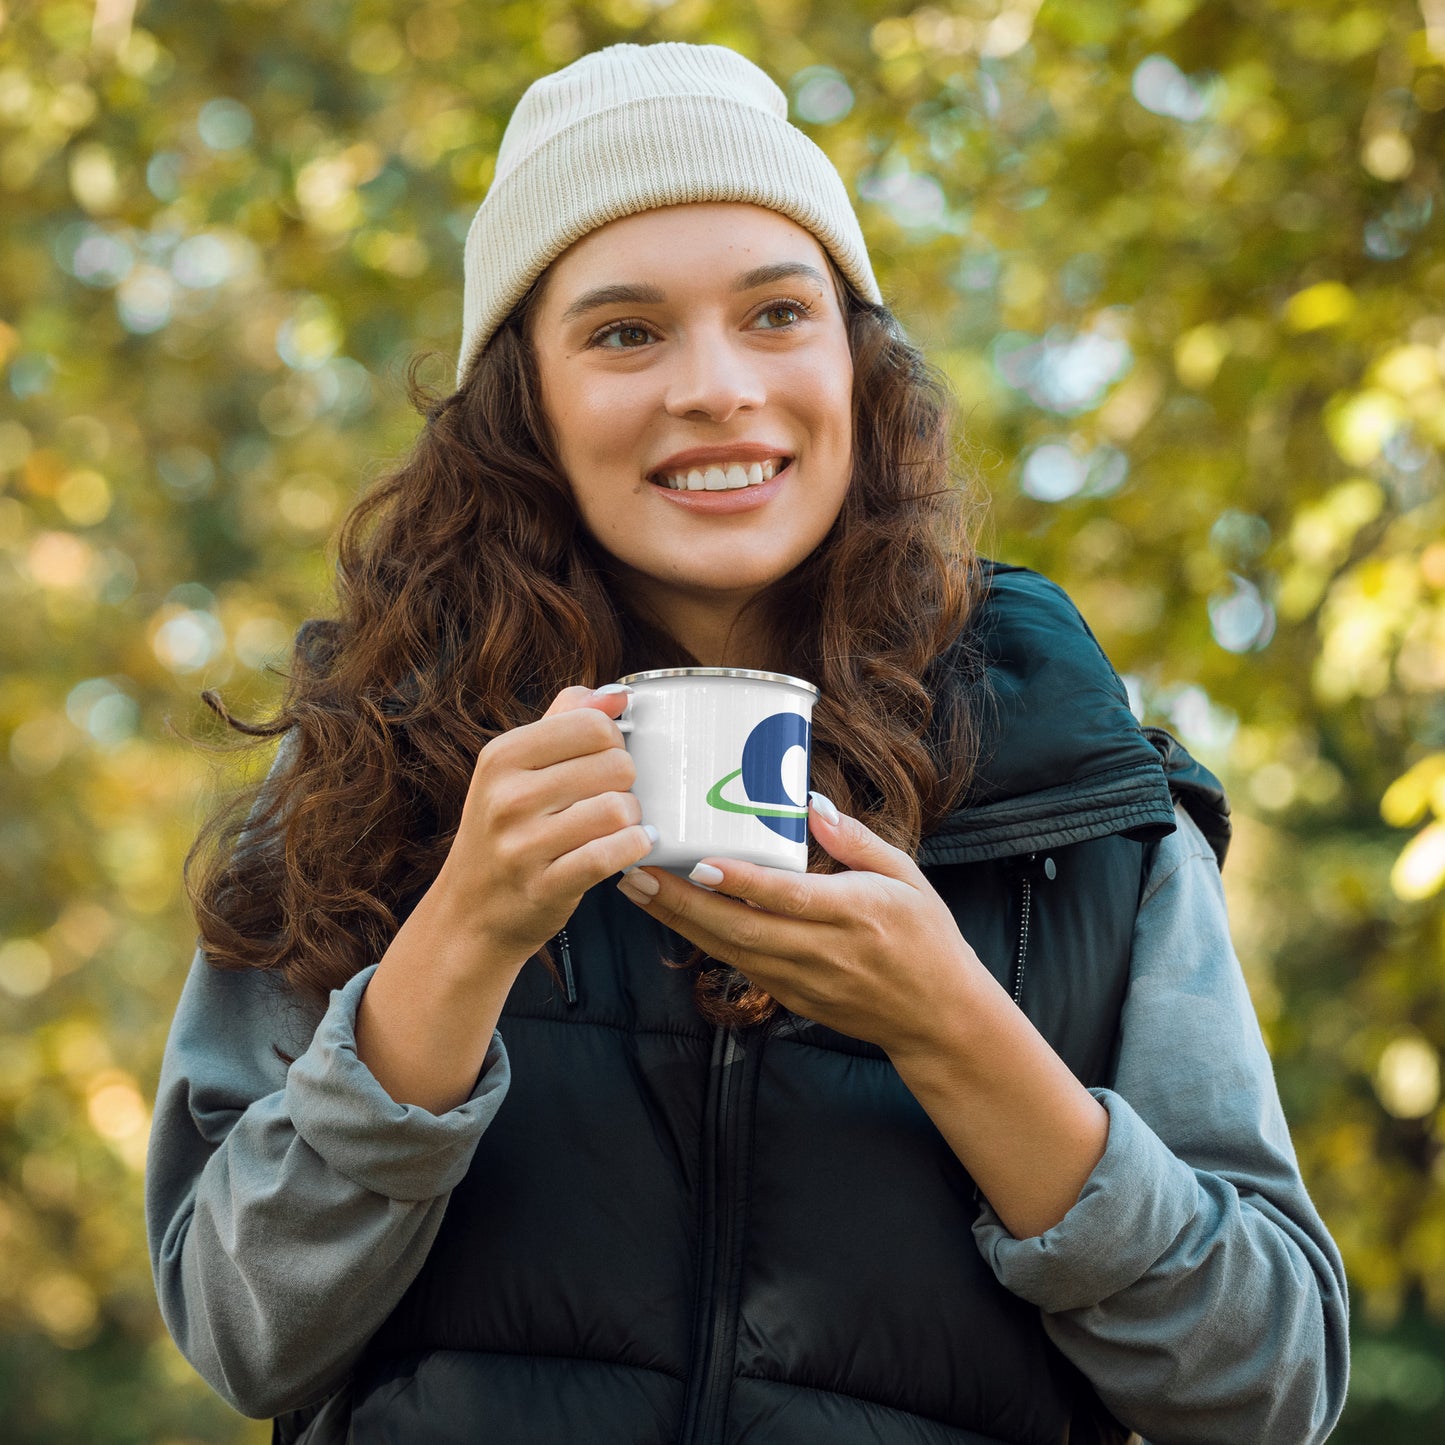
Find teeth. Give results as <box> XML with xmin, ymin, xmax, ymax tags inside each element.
<box><xmin>659</xmin><ymin>458</ymin><xmax>785</xmax><ymax>490</ymax></box>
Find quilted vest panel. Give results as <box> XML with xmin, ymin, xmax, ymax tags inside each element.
<box><xmin>329</xmin><ymin>830</ymin><xmax>1141</xmax><ymax>1445</ymax></box>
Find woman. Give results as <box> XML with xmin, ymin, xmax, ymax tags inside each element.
<box><xmin>146</xmin><ymin>41</ymin><xmax>1349</xmax><ymax>1445</ymax></box>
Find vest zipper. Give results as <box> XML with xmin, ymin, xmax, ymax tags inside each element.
<box><xmin>1012</xmin><ymin>877</ymin><xmax>1032</xmax><ymax>1006</ymax></box>
<box><xmin>556</xmin><ymin>926</ymin><xmax>576</xmax><ymax>1005</ymax></box>
<box><xmin>1009</xmin><ymin>853</ymin><xmax>1055</xmax><ymax>1007</ymax></box>
<box><xmin>680</xmin><ymin>1025</ymin><xmax>744</xmax><ymax>1445</ymax></box>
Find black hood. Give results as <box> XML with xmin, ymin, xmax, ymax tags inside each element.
<box><xmin>920</xmin><ymin>563</ymin><xmax>1230</xmax><ymax>869</ymax></box>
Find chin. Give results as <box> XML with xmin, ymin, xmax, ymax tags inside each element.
<box><xmin>691</xmin><ymin>557</ymin><xmax>802</xmax><ymax>595</ymax></box>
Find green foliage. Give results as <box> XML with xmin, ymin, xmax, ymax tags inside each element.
<box><xmin>1</xmin><ymin>0</ymin><xmax>1442</xmax><ymax>1438</ymax></box>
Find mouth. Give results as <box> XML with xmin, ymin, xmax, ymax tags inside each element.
<box><xmin>648</xmin><ymin>456</ymin><xmax>792</xmax><ymax>491</ymax></box>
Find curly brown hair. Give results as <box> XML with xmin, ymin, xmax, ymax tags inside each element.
<box><xmin>186</xmin><ymin>277</ymin><xmax>986</xmax><ymax>1028</ymax></box>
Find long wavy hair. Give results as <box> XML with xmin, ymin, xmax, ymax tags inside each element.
<box><xmin>186</xmin><ymin>270</ymin><xmax>987</xmax><ymax>1028</ymax></box>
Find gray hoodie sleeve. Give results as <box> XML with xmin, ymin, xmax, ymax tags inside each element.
<box><xmin>145</xmin><ymin>951</ymin><xmax>510</xmax><ymax>1419</ymax></box>
<box><xmin>972</xmin><ymin>807</ymin><xmax>1350</xmax><ymax>1445</ymax></box>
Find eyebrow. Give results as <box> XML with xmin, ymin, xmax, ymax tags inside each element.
<box><xmin>557</xmin><ymin>262</ymin><xmax>831</xmax><ymax>324</ymax></box>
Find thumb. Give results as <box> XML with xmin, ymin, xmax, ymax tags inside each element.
<box><xmin>543</xmin><ymin>682</ymin><xmax>631</xmax><ymax>721</ymax></box>
<box><xmin>807</xmin><ymin>793</ymin><xmax>921</xmax><ymax>883</ymax></box>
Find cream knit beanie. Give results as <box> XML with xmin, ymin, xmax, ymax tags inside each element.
<box><xmin>456</xmin><ymin>41</ymin><xmax>883</xmax><ymax>386</ymax></box>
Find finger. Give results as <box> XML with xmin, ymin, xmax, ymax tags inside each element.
<box><xmin>503</xmin><ymin>702</ymin><xmax>628</xmax><ymax>772</ymax></box>
<box><xmin>542</xmin><ymin>682</ymin><xmax>631</xmax><ymax>720</ymax></box>
<box><xmin>541</xmin><ymin>789</ymin><xmax>643</xmax><ymax>861</ymax></box>
<box><xmin>542</xmin><ymin>685</ymin><xmax>597</xmax><ymax>718</ymax></box>
<box><xmin>546</xmin><ymin>821</ymin><xmax>657</xmax><ymax>895</ymax></box>
<box><xmin>619</xmin><ymin>865</ymin><xmax>818</xmax><ymax>968</ymax></box>
<box><xmin>806</xmin><ymin>793</ymin><xmax>924</xmax><ymax>885</ymax></box>
<box><xmin>675</xmin><ymin>855</ymin><xmax>850</xmax><ymax>924</ymax></box>
<box><xmin>515</xmin><ymin>747</ymin><xmax>637</xmax><ymax>817</ymax></box>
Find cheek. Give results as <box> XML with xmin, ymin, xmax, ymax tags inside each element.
<box><xmin>818</xmin><ymin>373</ymin><xmax>855</xmax><ymax>478</ymax></box>
<box><xmin>814</xmin><ymin>343</ymin><xmax>855</xmax><ymax>447</ymax></box>
<box><xmin>548</xmin><ymin>387</ymin><xmax>634</xmax><ymax>487</ymax></box>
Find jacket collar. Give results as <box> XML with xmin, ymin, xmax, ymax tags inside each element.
<box><xmin>918</xmin><ymin>564</ymin><xmax>1200</xmax><ymax>868</ymax></box>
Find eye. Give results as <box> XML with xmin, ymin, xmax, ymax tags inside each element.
<box><xmin>753</xmin><ymin>296</ymin><xmax>815</xmax><ymax>329</ymax></box>
<box><xmin>591</xmin><ymin>321</ymin><xmax>654</xmax><ymax>350</ymax></box>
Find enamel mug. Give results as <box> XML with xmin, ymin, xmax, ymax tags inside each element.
<box><xmin>613</xmin><ymin>667</ymin><xmax>820</xmax><ymax>874</ymax></box>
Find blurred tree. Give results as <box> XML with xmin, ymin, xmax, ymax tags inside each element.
<box><xmin>1</xmin><ymin>0</ymin><xmax>1442</xmax><ymax>1439</ymax></box>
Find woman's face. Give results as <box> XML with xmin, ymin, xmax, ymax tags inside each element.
<box><xmin>530</xmin><ymin>202</ymin><xmax>855</xmax><ymax>651</ymax></box>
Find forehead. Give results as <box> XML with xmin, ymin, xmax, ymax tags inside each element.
<box><xmin>538</xmin><ymin>202</ymin><xmax>838</xmax><ymax>305</ymax></box>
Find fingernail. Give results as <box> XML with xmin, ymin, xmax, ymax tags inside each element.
<box><xmin>689</xmin><ymin>862</ymin><xmax>725</xmax><ymax>887</ymax></box>
<box><xmin>809</xmin><ymin>791</ymin><xmax>840</xmax><ymax>825</ymax></box>
<box><xmin>592</xmin><ymin>682</ymin><xmax>633</xmax><ymax>698</ymax></box>
<box><xmin>618</xmin><ymin>870</ymin><xmax>659</xmax><ymax>899</ymax></box>
<box><xmin>642</xmin><ymin>824</ymin><xmax>660</xmax><ymax>847</ymax></box>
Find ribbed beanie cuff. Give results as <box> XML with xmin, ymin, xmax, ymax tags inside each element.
<box><xmin>456</xmin><ymin>42</ymin><xmax>881</xmax><ymax>386</ymax></box>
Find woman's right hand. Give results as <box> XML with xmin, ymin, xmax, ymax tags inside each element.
<box><xmin>432</xmin><ymin>684</ymin><xmax>654</xmax><ymax>970</ymax></box>
<box><xmin>357</xmin><ymin>683</ymin><xmax>649</xmax><ymax>1111</ymax></box>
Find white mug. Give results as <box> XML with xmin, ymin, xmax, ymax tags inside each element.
<box><xmin>613</xmin><ymin>667</ymin><xmax>820</xmax><ymax>874</ymax></box>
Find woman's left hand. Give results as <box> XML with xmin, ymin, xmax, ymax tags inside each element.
<box><xmin>615</xmin><ymin>794</ymin><xmax>978</xmax><ymax>1056</ymax></box>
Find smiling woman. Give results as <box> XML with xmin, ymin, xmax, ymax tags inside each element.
<box><xmin>147</xmin><ymin>39</ymin><xmax>1347</xmax><ymax>1445</ymax></box>
<box><xmin>530</xmin><ymin>203</ymin><xmax>856</xmax><ymax>666</ymax></box>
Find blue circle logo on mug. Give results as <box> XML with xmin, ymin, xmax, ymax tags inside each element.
<box><xmin>704</xmin><ymin>711</ymin><xmax>812</xmax><ymax>842</ymax></box>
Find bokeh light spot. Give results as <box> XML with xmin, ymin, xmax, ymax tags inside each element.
<box><xmin>858</xmin><ymin>163</ymin><xmax>948</xmax><ymax>230</ymax></box>
<box><xmin>791</xmin><ymin>66</ymin><xmax>854</xmax><ymax>124</ymax></box>
<box><xmin>1020</xmin><ymin>443</ymin><xmax>1085</xmax><ymax>501</ymax></box>
<box><xmin>66</xmin><ymin>678</ymin><xmax>140</xmax><ymax>749</ymax></box>
<box><xmin>235</xmin><ymin>615</ymin><xmax>293</xmax><ymax>669</ymax></box>
<box><xmin>197</xmin><ymin>97</ymin><xmax>254</xmax><ymax>151</ymax></box>
<box><xmin>278</xmin><ymin>474</ymin><xmax>339</xmax><ymax>533</ymax></box>
<box><xmin>68</xmin><ymin>142</ymin><xmax>121</xmax><ymax>213</ymax></box>
<box><xmin>116</xmin><ymin>265</ymin><xmax>176</xmax><ymax>334</ymax></box>
<box><xmin>1283</xmin><ymin>281</ymin><xmax>1355</xmax><ymax>332</ymax></box>
<box><xmin>63</xmin><ymin>227</ymin><xmax>134</xmax><ymax>288</ymax></box>
<box><xmin>350</xmin><ymin>24</ymin><xmax>405</xmax><ymax>74</ymax></box>
<box><xmin>55</xmin><ymin>469</ymin><xmax>112</xmax><ymax>527</ymax></box>
<box><xmin>1362</xmin><ymin>131</ymin><xmax>1414</xmax><ymax>181</ymax></box>
<box><xmin>27</xmin><ymin>531</ymin><xmax>97</xmax><ymax>591</ymax></box>
<box><xmin>1131</xmin><ymin>55</ymin><xmax>1213</xmax><ymax>122</ymax></box>
<box><xmin>0</xmin><ymin>939</ymin><xmax>53</xmax><ymax>998</ymax></box>
<box><xmin>146</xmin><ymin>149</ymin><xmax>183</xmax><ymax>201</ymax></box>
<box><xmin>994</xmin><ymin>322</ymin><xmax>1133</xmax><ymax>414</ymax></box>
<box><xmin>1375</xmin><ymin>1034</ymin><xmax>1441</xmax><ymax>1116</ymax></box>
<box><xmin>276</xmin><ymin>296</ymin><xmax>342</xmax><ymax>370</ymax></box>
<box><xmin>1325</xmin><ymin>389</ymin><xmax>1405</xmax><ymax>465</ymax></box>
<box><xmin>1208</xmin><ymin>575</ymin><xmax>1276</xmax><ymax>653</ymax></box>
<box><xmin>27</xmin><ymin>1272</ymin><xmax>100</xmax><ymax>1349</ymax></box>
<box><xmin>156</xmin><ymin>445</ymin><xmax>215</xmax><ymax>499</ymax></box>
<box><xmin>1392</xmin><ymin>821</ymin><xmax>1445</xmax><ymax>902</ymax></box>
<box><xmin>87</xmin><ymin>1071</ymin><xmax>150</xmax><ymax>1143</ymax></box>
<box><xmin>151</xmin><ymin>608</ymin><xmax>225</xmax><ymax>674</ymax></box>
<box><xmin>171</xmin><ymin>233</ymin><xmax>232</xmax><ymax>289</ymax></box>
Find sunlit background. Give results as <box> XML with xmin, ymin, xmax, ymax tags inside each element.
<box><xmin>2</xmin><ymin>0</ymin><xmax>1443</xmax><ymax>1440</ymax></box>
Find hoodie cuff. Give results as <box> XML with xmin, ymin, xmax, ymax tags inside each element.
<box><xmin>972</xmin><ymin>1088</ymin><xmax>1197</xmax><ymax>1313</ymax></box>
<box><xmin>287</xmin><ymin>964</ymin><xmax>510</xmax><ymax>1202</ymax></box>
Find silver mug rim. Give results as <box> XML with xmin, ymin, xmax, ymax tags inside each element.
<box><xmin>615</xmin><ymin>666</ymin><xmax>820</xmax><ymax>698</ymax></box>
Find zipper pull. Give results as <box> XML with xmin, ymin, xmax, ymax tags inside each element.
<box><xmin>556</xmin><ymin>926</ymin><xmax>577</xmax><ymax>1006</ymax></box>
<box><xmin>1009</xmin><ymin>851</ymin><xmax>1056</xmax><ymax>883</ymax></box>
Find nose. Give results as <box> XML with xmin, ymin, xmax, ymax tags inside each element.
<box><xmin>663</xmin><ymin>330</ymin><xmax>765</xmax><ymax>422</ymax></box>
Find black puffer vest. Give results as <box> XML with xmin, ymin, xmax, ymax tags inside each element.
<box><xmin>279</xmin><ymin>565</ymin><xmax>1229</xmax><ymax>1445</ymax></box>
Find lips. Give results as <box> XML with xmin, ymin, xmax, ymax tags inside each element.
<box><xmin>647</xmin><ymin>458</ymin><xmax>792</xmax><ymax>513</ymax></box>
<box><xmin>647</xmin><ymin>443</ymin><xmax>793</xmax><ymax>485</ymax></box>
<box><xmin>653</xmin><ymin>458</ymin><xmax>785</xmax><ymax>491</ymax></box>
